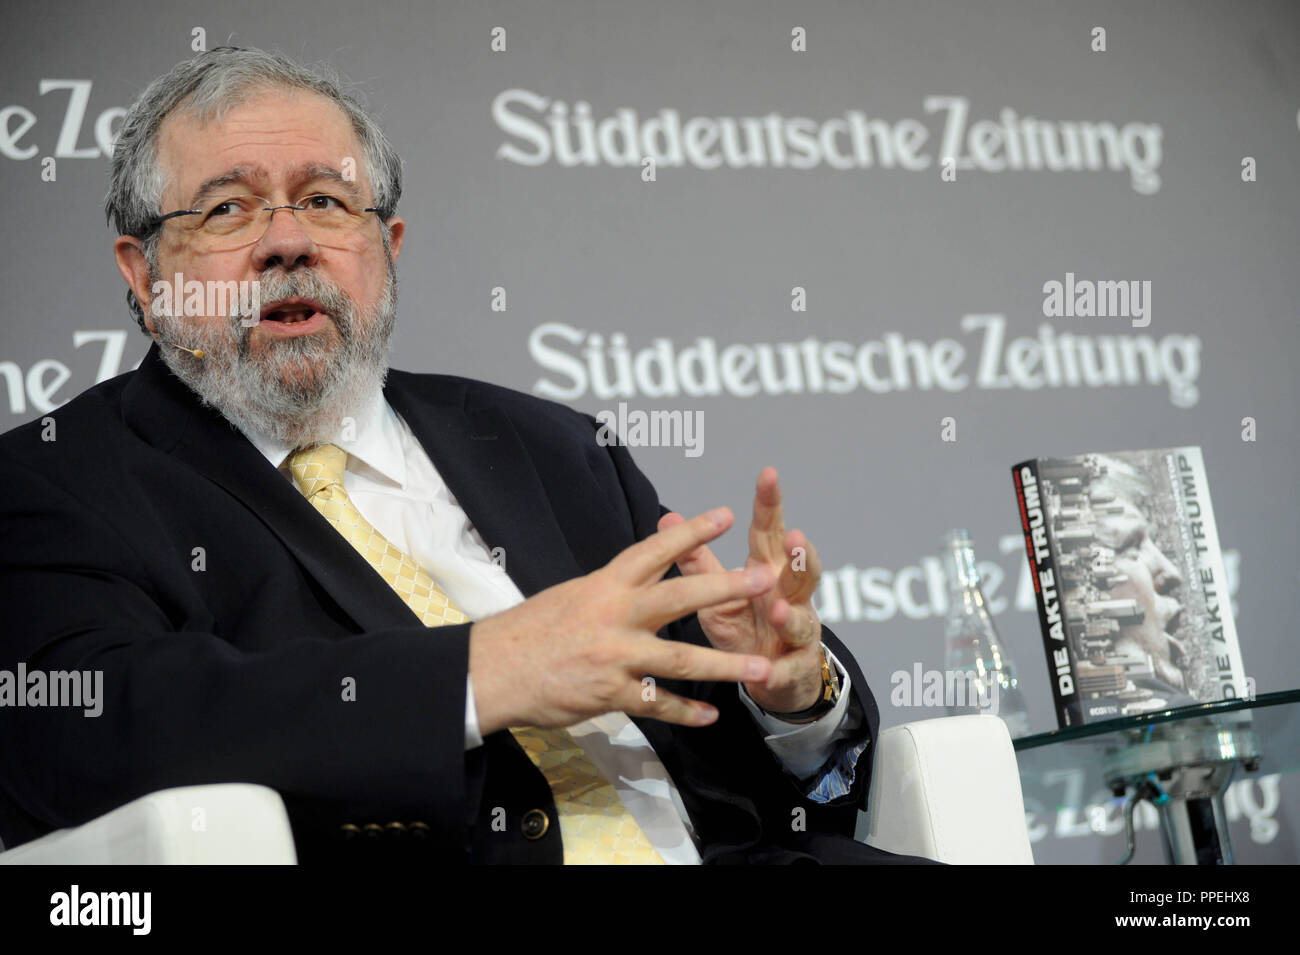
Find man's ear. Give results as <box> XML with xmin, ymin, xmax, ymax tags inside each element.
<box><xmin>114</xmin><ymin>235</ymin><xmax>157</xmax><ymax>334</ymax></box>
<box><xmin>385</xmin><ymin>216</ymin><xmax>405</xmax><ymax>261</ymax></box>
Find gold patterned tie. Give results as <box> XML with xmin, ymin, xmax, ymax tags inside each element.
<box><xmin>287</xmin><ymin>443</ymin><xmax>664</xmax><ymax>865</ymax></box>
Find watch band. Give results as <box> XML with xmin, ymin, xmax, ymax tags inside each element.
<box><xmin>762</xmin><ymin>645</ymin><xmax>841</xmax><ymax>722</ymax></box>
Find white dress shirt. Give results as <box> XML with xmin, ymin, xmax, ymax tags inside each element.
<box><xmin>238</xmin><ymin>388</ymin><xmax>862</xmax><ymax>864</ymax></box>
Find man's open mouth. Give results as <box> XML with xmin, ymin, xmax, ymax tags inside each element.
<box><xmin>260</xmin><ymin>298</ymin><xmax>328</xmax><ymax>324</ymax></box>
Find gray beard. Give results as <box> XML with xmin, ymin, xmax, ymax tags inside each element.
<box><xmin>152</xmin><ymin>260</ymin><xmax>397</xmax><ymax>450</ymax></box>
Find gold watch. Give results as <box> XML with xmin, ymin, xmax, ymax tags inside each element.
<box><xmin>764</xmin><ymin>645</ymin><xmax>841</xmax><ymax>721</ymax></box>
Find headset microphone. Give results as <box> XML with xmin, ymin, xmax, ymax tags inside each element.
<box><xmin>152</xmin><ymin>335</ymin><xmax>205</xmax><ymax>359</ymax></box>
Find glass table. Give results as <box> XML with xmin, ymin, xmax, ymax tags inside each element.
<box><xmin>1012</xmin><ymin>689</ymin><xmax>1300</xmax><ymax>864</ymax></box>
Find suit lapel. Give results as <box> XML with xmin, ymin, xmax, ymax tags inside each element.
<box><xmin>383</xmin><ymin>371</ymin><xmax>584</xmax><ymax>600</ymax></box>
<box><xmin>122</xmin><ymin>347</ymin><xmax>582</xmax><ymax>634</ymax></box>
<box><xmin>123</xmin><ymin>346</ymin><xmax>424</xmax><ymax>632</ymax></box>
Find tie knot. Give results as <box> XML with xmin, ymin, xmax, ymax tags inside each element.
<box><xmin>288</xmin><ymin>443</ymin><xmax>348</xmax><ymax>499</ymax></box>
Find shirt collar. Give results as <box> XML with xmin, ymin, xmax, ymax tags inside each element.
<box><xmin>238</xmin><ymin>388</ymin><xmax>409</xmax><ymax>489</ymax></box>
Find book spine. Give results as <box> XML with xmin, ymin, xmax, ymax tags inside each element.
<box><xmin>1171</xmin><ymin>448</ymin><xmax>1249</xmax><ymax>702</ymax></box>
<box><xmin>1013</xmin><ymin>459</ymin><xmax>1084</xmax><ymax>727</ymax></box>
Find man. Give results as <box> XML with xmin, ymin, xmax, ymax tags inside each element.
<box><xmin>0</xmin><ymin>47</ymin><xmax>922</xmax><ymax>864</ymax></box>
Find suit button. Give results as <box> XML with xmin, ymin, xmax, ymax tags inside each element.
<box><xmin>521</xmin><ymin>809</ymin><xmax>550</xmax><ymax>840</ymax></box>
<box><xmin>362</xmin><ymin>823</ymin><xmax>384</xmax><ymax>839</ymax></box>
<box><xmin>408</xmin><ymin>821</ymin><xmax>430</xmax><ymax>840</ymax></box>
<box><xmin>385</xmin><ymin>821</ymin><xmax>408</xmax><ymax>838</ymax></box>
<box><xmin>339</xmin><ymin>823</ymin><xmax>361</xmax><ymax>840</ymax></box>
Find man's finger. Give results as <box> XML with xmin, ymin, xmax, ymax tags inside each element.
<box><xmin>778</xmin><ymin>528</ymin><xmax>823</xmax><ymax>601</ymax></box>
<box><xmin>780</xmin><ymin>605</ymin><xmax>821</xmax><ymax>649</ymax></box>
<box><xmin>748</xmin><ymin>466</ymin><xmax>786</xmax><ymax>564</ymax></box>
<box><xmin>612</xmin><ymin>507</ymin><xmax>733</xmax><ymax>585</ymax></box>
<box><xmin>767</xmin><ymin>600</ymin><xmax>822</xmax><ymax>648</ymax></box>
<box><xmin>658</xmin><ymin>511</ymin><xmax>728</xmax><ymax>576</ymax></box>
<box><xmin>623</xmin><ymin>685</ymin><xmax>722</xmax><ymax>728</ymax></box>
<box><xmin>758</xmin><ymin>651</ymin><xmax>827</xmax><ymax>696</ymax></box>
<box><xmin>636</xmin><ymin>565</ymin><xmax>773</xmax><ymax>632</ymax></box>
<box><xmin>630</xmin><ymin>634</ymin><xmax>772</xmax><ymax>686</ymax></box>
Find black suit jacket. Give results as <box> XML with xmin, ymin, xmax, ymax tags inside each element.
<box><xmin>0</xmin><ymin>344</ymin><xmax>917</xmax><ymax>864</ymax></box>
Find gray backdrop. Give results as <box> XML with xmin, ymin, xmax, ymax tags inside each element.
<box><xmin>2</xmin><ymin>0</ymin><xmax>1297</xmax><ymax>863</ymax></box>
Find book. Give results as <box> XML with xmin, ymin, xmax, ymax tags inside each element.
<box><xmin>1011</xmin><ymin>447</ymin><xmax>1247</xmax><ymax>727</ymax></box>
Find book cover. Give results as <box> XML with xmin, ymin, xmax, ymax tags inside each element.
<box><xmin>1011</xmin><ymin>447</ymin><xmax>1246</xmax><ymax>727</ymax></box>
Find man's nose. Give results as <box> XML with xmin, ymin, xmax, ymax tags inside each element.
<box><xmin>251</xmin><ymin>206</ymin><xmax>320</xmax><ymax>272</ymax></box>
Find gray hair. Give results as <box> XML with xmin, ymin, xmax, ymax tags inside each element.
<box><xmin>105</xmin><ymin>46</ymin><xmax>403</xmax><ymax>333</ymax></box>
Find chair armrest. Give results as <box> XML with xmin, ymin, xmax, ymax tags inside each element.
<box><xmin>861</xmin><ymin>714</ymin><xmax>1034</xmax><ymax>864</ymax></box>
<box><xmin>0</xmin><ymin>784</ymin><xmax>297</xmax><ymax>864</ymax></box>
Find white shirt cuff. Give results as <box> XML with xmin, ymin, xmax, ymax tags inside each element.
<box><xmin>738</xmin><ymin>647</ymin><xmax>856</xmax><ymax>779</ymax></box>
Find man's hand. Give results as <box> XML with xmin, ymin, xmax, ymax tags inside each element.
<box><xmin>469</xmin><ymin>508</ymin><xmax>776</xmax><ymax>736</ymax></box>
<box><xmin>659</xmin><ymin>467</ymin><xmax>826</xmax><ymax>718</ymax></box>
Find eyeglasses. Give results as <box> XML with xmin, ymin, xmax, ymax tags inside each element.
<box><xmin>147</xmin><ymin>193</ymin><xmax>382</xmax><ymax>252</ymax></box>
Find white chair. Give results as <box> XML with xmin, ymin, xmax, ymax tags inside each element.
<box><xmin>861</xmin><ymin>714</ymin><xmax>1035</xmax><ymax>864</ymax></box>
<box><xmin>0</xmin><ymin>783</ymin><xmax>296</xmax><ymax>864</ymax></box>
<box><xmin>0</xmin><ymin>715</ymin><xmax>1032</xmax><ymax>864</ymax></box>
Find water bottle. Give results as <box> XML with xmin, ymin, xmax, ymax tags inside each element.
<box><xmin>941</xmin><ymin>529</ymin><xmax>1032</xmax><ymax>737</ymax></box>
